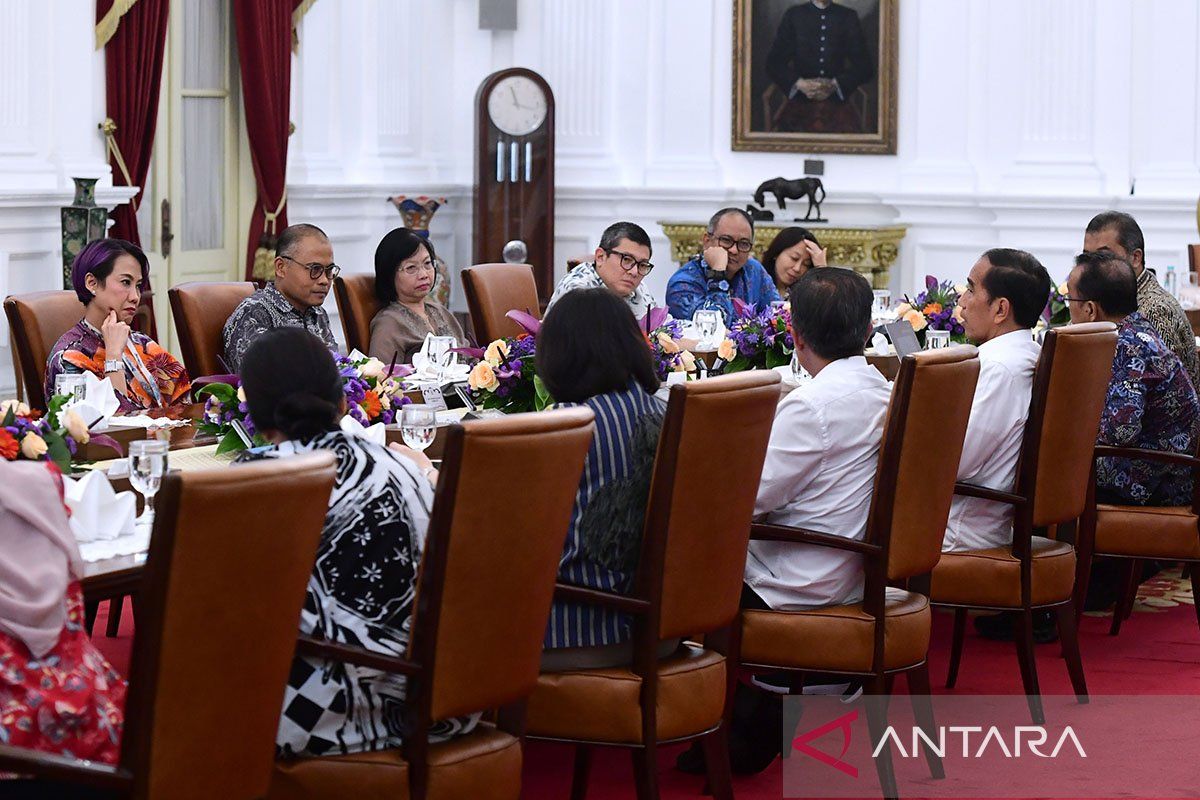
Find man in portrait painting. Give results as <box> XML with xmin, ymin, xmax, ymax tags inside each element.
<box><xmin>765</xmin><ymin>0</ymin><xmax>873</xmax><ymax>133</ymax></box>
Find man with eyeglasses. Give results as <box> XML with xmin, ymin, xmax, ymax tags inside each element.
<box><xmin>666</xmin><ymin>208</ymin><xmax>780</xmax><ymax>324</ymax></box>
<box><xmin>223</xmin><ymin>223</ymin><xmax>340</xmax><ymax>373</ymax></box>
<box><xmin>547</xmin><ymin>221</ymin><xmax>660</xmax><ymax>319</ymax></box>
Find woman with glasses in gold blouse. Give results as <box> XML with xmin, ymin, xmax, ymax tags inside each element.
<box><xmin>368</xmin><ymin>228</ymin><xmax>466</xmax><ymax>364</ymax></box>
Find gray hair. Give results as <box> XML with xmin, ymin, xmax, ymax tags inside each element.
<box><xmin>706</xmin><ymin>207</ymin><xmax>754</xmax><ymax>235</ymax></box>
<box><xmin>598</xmin><ymin>221</ymin><xmax>652</xmax><ymax>255</ymax></box>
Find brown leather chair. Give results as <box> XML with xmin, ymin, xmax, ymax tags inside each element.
<box><xmin>930</xmin><ymin>323</ymin><xmax>1118</xmax><ymax>724</ymax></box>
<box><xmin>0</xmin><ymin>453</ymin><xmax>337</xmax><ymax>798</ymax></box>
<box><xmin>266</xmin><ymin>408</ymin><xmax>596</xmax><ymax>800</ymax></box>
<box><xmin>524</xmin><ymin>371</ymin><xmax>782</xmax><ymax>800</ymax></box>
<box><xmin>460</xmin><ymin>263</ymin><xmax>540</xmax><ymax>344</ymax></box>
<box><xmin>167</xmin><ymin>281</ymin><xmax>255</xmax><ymax>377</ymax></box>
<box><xmin>4</xmin><ymin>290</ymin><xmax>84</xmax><ymax>411</ymax></box>
<box><xmin>1075</xmin><ymin>443</ymin><xmax>1200</xmax><ymax>637</ymax></box>
<box><xmin>737</xmin><ymin>346</ymin><xmax>980</xmax><ymax>800</ymax></box>
<box><xmin>333</xmin><ymin>274</ymin><xmax>382</xmax><ymax>355</ymax></box>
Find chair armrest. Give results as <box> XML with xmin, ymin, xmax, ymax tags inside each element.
<box><xmin>1094</xmin><ymin>444</ymin><xmax>1200</xmax><ymax>469</ymax></box>
<box><xmin>296</xmin><ymin>634</ymin><xmax>420</xmax><ymax>676</ymax></box>
<box><xmin>953</xmin><ymin>482</ymin><xmax>1027</xmax><ymax>506</ymax></box>
<box><xmin>554</xmin><ymin>582</ymin><xmax>651</xmax><ymax>614</ymax></box>
<box><xmin>750</xmin><ymin>523</ymin><xmax>882</xmax><ymax>555</ymax></box>
<box><xmin>0</xmin><ymin>744</ymin><xmax>133</xmax><ymax>789</ymax></box>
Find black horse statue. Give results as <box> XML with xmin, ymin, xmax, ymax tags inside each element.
<box><xmin>753</xmin><ymin>176</ymin><xmax>826</xmax><ymax>222</ymax></box>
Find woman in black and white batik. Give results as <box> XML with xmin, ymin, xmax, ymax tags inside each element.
<box><xmin>237</xmin><ymin>328</ymin><xmax>475</xmax><ymax>758</ymax></box>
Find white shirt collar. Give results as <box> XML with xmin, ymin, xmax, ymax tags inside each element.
<box><xmin>977</xmin><ymin>328</ymin><xmax>1035</xmax><ymax>354</ymax></box>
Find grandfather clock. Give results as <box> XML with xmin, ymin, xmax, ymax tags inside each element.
<box><xmin>473</xmin><ymin>68</ymin><xmax>555</xmax><ymax>301</ymax></box>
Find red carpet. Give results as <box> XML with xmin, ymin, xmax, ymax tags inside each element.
<box><xmin>88</xmin><ymin>569</ymin><xmax>1199</xmax><ymax>799</ymax></box>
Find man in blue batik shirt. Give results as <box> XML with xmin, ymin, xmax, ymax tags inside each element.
<box><xmin>666</xmin><ymin>208</ymin><xmax>780</xmax><ymax>324</ymax></box>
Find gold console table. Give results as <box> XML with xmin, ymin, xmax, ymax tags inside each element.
<box><xmin>658</xmin><ymin>221</ymin><xmax>907</xmax><ymax>289</ymax></box>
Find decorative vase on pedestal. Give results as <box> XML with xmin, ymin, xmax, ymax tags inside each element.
<box><xmin>60</xmin><ymin>178</ymin><xmax>108</xmax><ymax>289</ymax></box>
<box><xmin>387</xmin><ymin>195</ymin><xmax>451</xmax><ymax>307</ymax></box>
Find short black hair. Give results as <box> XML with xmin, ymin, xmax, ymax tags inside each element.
<box><xmin>789</xmin><ymin>267</ymin><xmax>873</xmax><ymax>361</ymax></box>
<box><xmin>978</xmin><ymin>248</ymin><xmax>1052</xmax><ymax>329</ymax></box>
<box><xmin>761</xmin><ymin>226</ymin><xmax>820</xmax><ymax>286</ymax></box>
<box><xmin>538</xmin><ymin>288</ymin><xmax>659</xmax><ymax>403</ymax></box>
<box><xmin>706</xmin><ymin>207</ymin><xmax>754</xmax><ymax>234</ymax></box>
<box><xmin>240</xmin><ymin>327</ymin><xmax>342</xmax><ymax>441</ymax></box>
<box><xmin>1071</xmin><ymin>251</ymin><xmax>1138</xmax><ymax>317</ymax></box>
<box><xmin>1086</xmin><ymin>211</ymin><xmax>1145</xmax><ymax>257</ymax></box>
<box><xmin>598</xmin><ymin>221</ymin><xmax>652</xmax><ymax>255</ymax></box>
<box><xmin>374</xmin><ymin>227</ymin><xmax>437</xmax><ymax>304</ymax></box>
<box><xmin>276</xmin><ymin>223</ymin><xmax>329</xmax><ymax>258</ymax></box>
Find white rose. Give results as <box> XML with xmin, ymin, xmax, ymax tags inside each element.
<box><xmin>236</xmin><ymin>385</ymin><xmax>247</xmax><ymax>403</ymax></box>
<box><xmin>656</xmin><ymin>331</ymin><xmax>681</xmax><ymax>354</ymax></box>
<box><xmin>63</xmin><ymin>409</ymin><xmax>90</xmax><ymax>444</ymax></box>
<box><xmin>484</xmin><ymin>339</ymin><xmax>510</xmax><ymax>366</ymax></box>
<box><xmin>360</xmin><ymin>358</ymin><xmax>386</xmax><ymax>379</ymax></box>
<box><xmin>0</xmin><ymin>399</ymin><xmax>30</xmax><ymax>417</ymax></box>
<box><xmin>20</xmin><ymin>433</ymin><xmax>47</xmax><ymax>459</ymax></box>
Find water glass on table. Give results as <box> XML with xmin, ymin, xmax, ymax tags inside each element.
<box><xmin>128</xmin><ymin>439</ymin><xmax>169</xmax><ymax>526</ymax></box>
<box><xmin>925</xmin><ymin>329</ymin><xmax>951</xmax><ymax>350</ymax></box>
<box><xmin>693</xmin><ymin>309</ymin><xmax>721</xmax><ymax>349</ymax></box>
<box><xmin>55</xmin><ymin>373</ymin><xmax>87</xmax><ymax>404</ymax></box>
<box><xmin>401</xmin><ymin>404</ymin><xmax>438</xmax><ymax>452</ymax></box>
<box><xmin>426</xmin><ymin>336</ymin><xmax>456</xmax><ymax>380</ymax></box>
<box><xmin>871</xmin><ymin>289</ymin><xmax>893</xmax><ymax>323</ymax></box>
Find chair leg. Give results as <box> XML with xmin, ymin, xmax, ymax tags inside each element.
<box><xmin>105</xmin><ymin>596</ymin><xmax>124</xmax><ymax>637</ymax></box>
<box><xmin>1014</xmin><ymin>609</ymin><xmax>1044</xmax><ymax>724</ymax></box>
<box><xmin>864</xmin><ymin>674</ymin><xmax>898</xmax><ymax>800</ymax></box>
<box><xmin>946</xmin><ymin>608</ymin><xmax>967</xmax><ymax>688</ymax></box>
<box><xmin>569</xmin><ymin>745</ymin><xmax>592</xmax><ymax>800</ymax></box>
<box><xmin>1109</xmin><ymin>559</ymin><xmax>1140</xmax><ymax>637</ymax></box>
<box><xmin>1055</xmin><ymin>602</ymin><xmax>1089</xmax><ymax>704</ymax></box>
<box><xmin>1190</xmin><ymin>565</ymin><xmax>1200</xmax><ymax>635</ymax></box>
<box><xmin>631</xmin><ymin>743</ymin><xmax>659</xmax><ymax>800</ymax></box>
<box><xmin>906</xmin><ymin>663</ymin><xmax>944</xmax><ymax>779</ymax></box>
<box><xmin>700</xmin><ymin>727</ymin><xmax>735</xmax><ymax>800</ymax></box>
<box><xmin>84</xmin><ymin>600</ymin><xmax>99</xmax><ymax>635</ymax></box>
<box><xmin>1074</xmin><ymin>530</ymin><xmax>1095</xmax><ymax>624</ymax></box>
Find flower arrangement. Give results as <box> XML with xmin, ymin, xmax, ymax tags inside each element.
<box><xmin>198</xmin><ymin>352</ymin><xmax>410</xmax><ymax>453</ymax></box>
<box><xmin>465</xmin><ymin>310</ymin><xmax>551</xmax><ymax>414</ymax></box>
<box><xmin>718</xmin><ymin>299</ymin><xmax>795</xmax><ymax>373</ymax></box>
<box><xmin>642</xmin><ymin>307</ymin><xmax>695</xmax><ymax>381</ymax></box>
<box><xmin>1043</xmin><ymin>281</ymin><xmax>1071</xmax><ymax>326</ymax></box>
<box><xmin>0</xmin><ymin>396</ymin><xmax>121</xmax><ymax>470</ymax></box>
<box><xmin>897</xmin><ymin>276</ymin><xmax>967</xmax><ymax>344</ymax></box>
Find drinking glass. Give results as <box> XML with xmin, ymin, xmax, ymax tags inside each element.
<box><xmin>871</xmin><ymin>290</ymin><xmax>893</xmax><ymax>321</ymax></box>
<box><xmin>128</xmin><ymin>439</ymin><xmax>169</xmax><ymax>526</ymax></box>
<box><xmin>55</xmin><ymin>373</ymin><xmax>87</xmax><ymax>404</ymax></box>
<box><xmin>790</xmin><ymin>351</ymin><xmax>812</xmax><ymax>385</ymax></box>
<box><xmin>427</xmin><ymin>336</ymin><xmax>455</xmax><ymax>380</ymax></box>
<box><xmin>925</xmin><ymin>329</ymin><xmax>951</xmax><ymax>350</ymax></box>
<box><xmin>693</xmin><ymin>309</ymin><xmax>721</xmax><ymax>349</ymax></box>
<box><xmin>401</xmin><ymin>404</ymin><xmax>437</xmax><ymax>452</ymax></box>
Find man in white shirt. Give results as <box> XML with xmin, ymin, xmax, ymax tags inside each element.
<box><xmin>744</xmin><ymin>266</ymin><xmax>892</xmax><ymax>610</ymax></box>
<box><xmin>943</xmin><ymin>248</ymin><xmax>1050</xmax><ymax>552</ymax></box>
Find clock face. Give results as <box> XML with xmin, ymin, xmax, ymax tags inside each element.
<box><xmin>487</xmin><ymin>76</ymin><xmax>548</xmax><ymax>137</ymax></box>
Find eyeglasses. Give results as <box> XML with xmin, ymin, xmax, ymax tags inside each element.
<box><xmin>714</xmin><ymin>234</ymin><xmax>754</xmax><ymax>253</ymax></box>
<box><xmin>604</xmin><ymin>248</ymin><xmax>654</xmax><ymax>276</ymax></box>
<box><xmin>399</xmin><ymin>260</ymin><xmax>437</xmax><ymax>276</ymax></box>
<box><xmin>1062</xmin><ymin>296</ymin><xmax>1090</xmax><ymax>303</ymax></box>
<box><xmin>281</xmin><ymin>254</ymin><xmax>341</xmax><ymax>281</ymax></box>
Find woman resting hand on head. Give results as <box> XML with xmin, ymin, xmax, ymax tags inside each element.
<box><xmin>44</xmin><ymin>238</ymin><xmax>190</xmax><ymax>413</ymax></box>
<box><xmin>368</xmin><ymin>228</ymin><xmax>466</xmax><ymax>365</ymax></box>
<box><xmin>761</xmin><ymin>227</ymin><xmax>827</xmax><ymax>300</ymax></box>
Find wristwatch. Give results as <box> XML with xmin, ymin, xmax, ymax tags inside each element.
<box><xmin>103</xmin><ymin>359</ymin><xmax>122</xmax><ymax>374</ymax></box>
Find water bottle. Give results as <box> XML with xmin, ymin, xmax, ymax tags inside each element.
<box><xmin>1165</xmin><ymin>265</ymin><xmax>1179</xmax><ymax>299</ymax></box>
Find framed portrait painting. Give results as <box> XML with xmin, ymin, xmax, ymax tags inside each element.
<box><xmin>732</xmin><ymin>0</ymin><xmax>898</xmax><ymax>154</ymax></box>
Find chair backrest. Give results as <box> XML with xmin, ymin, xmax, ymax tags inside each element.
<box><xmin>460</xmin><ymin>263</ymin><xmax>540</xmax><ymax>344</ymax></box>
<box><xmin>167</xmin><ymin>282</ymin><xmax>255</xmax><ymax>377</ymax></box>
<box><xmin>1188</xmin><ymin>244</ymin><xmax>1200</xmax><ymax>275</ymax></box>
<box><xmin>411</xmin><ymin>407</ymin><xmax>594</xmax><ymax>723</ymax></box>
<box><xmin>120</xmin><ymin>454</ymin><xmax>336</xmax><ymax>800</ymax></box>
<box><xmin>332</xmin><ymin>274</ymin><xmax>381</xmax><ymax>355</ymax></box>
<box><xmin>643</xmin><ymin>371</ymin><xmax>781</xmax><ymax>640</ymax></box>
<box><xmin>1020</xmin><ymin>322</ymin><xmax>1118</xmax><ymax>527</ymax></box>
<box><xmin>868</xmin><ymin>347</ymin><xmax>980</xmax><ymax>581</ymax></box>
<box><xmin>3</xmin><ymin>290</ymin><xmax>83</xmax><ymax>411</ymax></box>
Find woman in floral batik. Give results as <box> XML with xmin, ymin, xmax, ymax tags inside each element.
<box><xmin>44</xmin><ymin>238</ymin><xmax>190</xmax><ymax>413</ymax></box>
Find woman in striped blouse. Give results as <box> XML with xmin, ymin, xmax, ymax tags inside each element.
<box><xmin>537</xmin><ymin>288</ymin><xmax>668</xmax><ymax>670</ymax></box>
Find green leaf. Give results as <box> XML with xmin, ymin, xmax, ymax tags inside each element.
<box><xmin>196</xmin><ymin>383</ymin><xmax>237</xmax><ymax>403</ymax></box>
<box><xmin>43</xmin><ymin>431</ymin><xmax>72</xmax><ymax>471</ymax></box>
<box><xmin>765</xmin><ymin>350</ymin><xmax>790</xmax><ymax>369</ymax></box>
<box><xmin>0</xmin><ymin>408</ymin><xmax>13</xmax><ymax>427</ymax></box>
<box><xmin>46</xmin><ymin>394</ymin><xmax>68</xmax><ymax>428</ymax></box>
<box><xmin>724</xmin><ymin>356</ymin><xmax>751</xmax><ymax>374</ymax></box>
<box><xmin>214</xmin><ymin>434</ymin><xmax>248</xmax><ymax>455</ymax></box>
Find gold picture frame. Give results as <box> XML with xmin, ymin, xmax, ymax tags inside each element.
<box><xmin>732</xmin><ymin>0</ymin><xmax>898</xmax><ymax>154</ymax></box>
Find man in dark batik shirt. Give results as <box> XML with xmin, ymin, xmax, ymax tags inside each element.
<box><xmin>222</xmin><ymin>223</ymin><xmax>340</xmax><ymax>373</ymax></box>
<box><xmin>765</xmin><ymin>0</ymin><xmax>873</xmax><ymax>133</ymax></box>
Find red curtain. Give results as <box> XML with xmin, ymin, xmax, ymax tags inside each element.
<box><xmin>97</xmin><ymin>0</ymin><xmax>169</xmax><ymax>249</ymax></box>
<box><xmin>233</xmin><ymin>0</ymin><xmax>299</xmax><ymax>279</ymax></box>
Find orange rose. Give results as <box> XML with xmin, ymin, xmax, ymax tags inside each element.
<box><xmin>468</xmin><ymin>361</ymin><xmax>500</xmax><ymax>392</ymax></box>
<box><xmin>361</xmin><ymin>390</ymin><xmax>382</xmax><ymax>420</ymax></box>
<box><xmin>0</xmin><ymin>429</ymin><xmax>17</xmax><ymax>460</ymax></box>
<box><xmin>903</xmin><ymin>309</ymin><xmax>928</xmax><ymax>332</ymax></box>
<box><xmin>922</xmin><ymin>302</ymin><xmax>943</xmax><ymax>315</ymax></box>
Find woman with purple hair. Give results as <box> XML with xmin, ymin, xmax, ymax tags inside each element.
<box><xmin>44</xmin><ymin>238</ymin><xmax>191</xmax><ymax>413</ymax></box>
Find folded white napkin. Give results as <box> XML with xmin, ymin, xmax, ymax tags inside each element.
<box><xmin>64</xmin><ymin>371</ymin><xmax>120</xmax><ymax>430</ymax></box>
<box><xmin>101</xmin><ymin>416</ymin><xmax>189</xmax><ymax>430</ymax></box>
<box><xmin>340</xmin><ymin>414</ymin><xmax>387</xmax><ymax>446</ymax></box>
<box><xmin>62</xmin><ymin>471</ymin><xmax>147</xmax><ymax>562</ymax></box>
<box><xmin>871</xmin><ymin>332</ymin><xmax>891</xmax><ymax>356</ymax></box>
